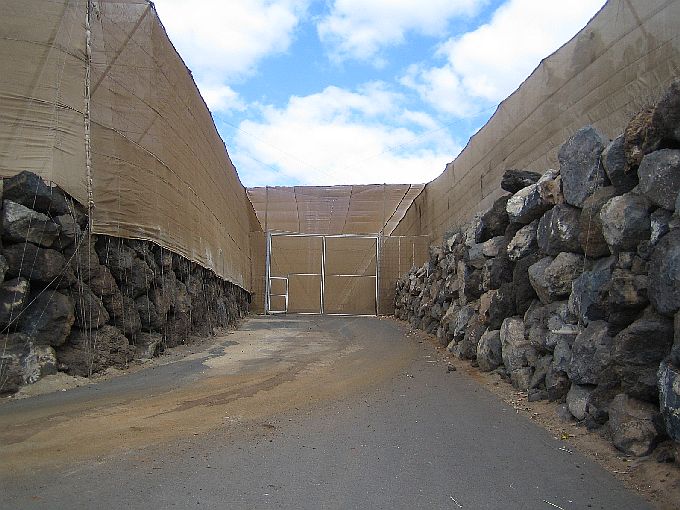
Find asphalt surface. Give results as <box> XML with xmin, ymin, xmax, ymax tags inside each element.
<box><xmin>0</xmin><ymin>315</ymin><xmax>652</xmax><ymax>509</ymax></box>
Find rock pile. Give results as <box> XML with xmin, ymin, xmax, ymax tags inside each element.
<box><xmin>395</xmin><ymin>81</ymin><xmax>680</xmax><ymax>459</ymax></box>
<box><xmin>0</xmin><ymin>171</ymin><xmax>250</xmax><ymax>394</ymax></box>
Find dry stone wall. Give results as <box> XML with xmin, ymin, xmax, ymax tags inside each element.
<box><xmin>0</xmin><ymin>171</ymin><xmax>250</xmax><ymax>395</ymax></box>
<box><xmin>395</xmin><ymin>81</ymin><xmax>680</xmax><ymax>459</ymax></box>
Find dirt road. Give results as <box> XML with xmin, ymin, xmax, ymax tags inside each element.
<box><xmin>0</xmin><ymin>316</ymin><xmax>652</xmax><ymax>509</ymax></box>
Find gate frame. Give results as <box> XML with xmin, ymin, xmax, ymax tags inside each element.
<box><xmin>265</xmin><ymin>231</ymin><xmax>380</xmax><ymax>317</ymax></box>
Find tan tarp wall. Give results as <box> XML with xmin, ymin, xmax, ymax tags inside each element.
<box><xmin>393</xmin><ymin>0</ymin><xmax>680</xmax><ymax>242</ymax></box>
<box><xmin>0</xmin><ymin>0</ymin><xmax>89</xmax><ymax>200</ymax></box>
<box><xmin>0</xmin><ymin>0</ymin><xmax>261</xmax><ymax>291</ymax></box>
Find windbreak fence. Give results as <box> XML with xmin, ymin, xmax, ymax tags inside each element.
<box><xmin>251</xmin><ymin>232</ymin><xmax>428</xmax><ymax>316</ymax></box>
<box><xmin>0</xmin><ymin>0</ymin><xmax>260</xmax><ymax>290</ymax></box>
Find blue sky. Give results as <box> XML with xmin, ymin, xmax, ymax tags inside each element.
<box><xmin>153</xmin><ymin>0</ymin><xmax>606</xmax><ymax>187</ymax></box>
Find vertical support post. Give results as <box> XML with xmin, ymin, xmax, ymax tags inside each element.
<box><xmin>264</xmin><ymin>185</ymin><xmax>269</xmax><ymax>234</ymax></box>
<box><xmin>320</xmin><ymin>236</ymin><xmax>326</xmax><ymax>314</ymax></box>
<box><xmin>398</xmin><ymin>237</ymin><xmax>401</xmax><ymax>276</ymax></box>
<box><xmin>375</xmin><ymin>235</ymin><xmax>380</xmax><ymax>316</ymax></box>
<box><xmin>264</xmin><ymin>232</ymin><xmax>272</xmax><ymax>314</ymax></box>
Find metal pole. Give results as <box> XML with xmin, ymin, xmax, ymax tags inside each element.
<box><xmin>375</xmin><ymin>236</ymin><xmax>380</xmax><ymax>316</ymax></box>
<box><xmin>320</xmin><ymin>236</ymin><xmax>326</xmax><ymax>314</ymax></box>
<box><xmin>264</xmin><ymin>231</ymin><xmax>272</xmax><ymax>314</ymax></box>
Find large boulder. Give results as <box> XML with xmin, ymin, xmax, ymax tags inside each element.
<box><xmin>601</xmin><ymin>135</ymin><xmax>638</xmax><ymax>194</ymax></box>
<box><xmin>70</xmin><ymin>284</ymin><xmax>110</xmax><ymax>329</ymax></box>
<box><xmin>607</xmin><ymin>269</ymin><xmax>648</xmax><ymax>329</ymax></box>
<box><xmin>599</xmin><ymin>192</ymin><xmax>652</xmax><ymax>253</ymax></box>
<box><xmin>506</xmin><ymin>170</ymin><xmax>561</xmax><ymax>224</ymax></box>
<box><xmin>658</xmin><ymin>361</ymin><xmax>680</xmax><ymax>442</ymax></box>
<box><xmin>52</xmin><ymin>214</ymin><xmax>82</xmax><ymax>250</ymax></box>
<box><xmin>0</xmin><ymin>335</ymin><xmax>57</xmax><ymax>394</ymax></box>
<box><xmin>480</xmin><ymin>236</ymin><xmax>506</xmax><ymax>258</ymax></box>
<box><xmin>135</xmin><ymin>294</ymin><xmax>168</xmax><ymax>332</ymax></box>
<box><xmin>512</xmin><ymin>252</ymin><xmax>543</xmax><ymax>315</ymax></box>
<box><xmin>545</xmin><ymin>302</ymin><xmax>579</xmax><ymax>350</ymax></box>
<box><xmin>501</xmin><ymin>169</ymin><xmax>541</xmax><ymax>194</ymax></box>
<box><xmin>558</xmin><ymin>126</ymin><xmax>609</xmax><ymax>207</ymax></box>
<box><xmin>637</xmin><ymin>149</ymin><xmax>680</xmax><ymax>211</ymax></box>
<box><xmin>567</xmin><ymin>321</ymin><xmax>614</xmax><ymax>386</ymax></box>
<box><xmin>2</xmin><ymin>200</ymin><xmax>61</xmax><ymax>247</ymax></box>
<box><xmin>529</xmin><ymin>253</ymin><xmax>583</xmax><ymax>305</ymax></box>
<box><xmin>2</xmin><ymin>171</ymin><xmax>70</xmax><ymax>216</ymax></box>
<box><xmin>612</xmin><ymin>310</ymin><xmax>674</xmax><ymax>402</ymax></box>
<box><xmin>649</xmin><ymin>229</ymin><xmax>680</xmax><ymax>316</ymax></box>
<box><xmin>523</xmin><ymin>300</ymin><xmax>554</xmax><ymax>353</ymax></box>
<box><xmin>85</xmin><ymin>263</ymin><xmax>120</xmax><ymax>299</ymax></box>
<box><xmin>95</xmin><ymin>238</ymin><xmax>154</xmax><ymax>298</ymax></box>
<box><xmin>0</xmin><ymin>277</ymin><xmax>30</xmax><ymax>327</ymax></box>
<box><xmin>480</xmin><ymin>196</ymin><xmax>510</xmax><ymax>241</ymax></box>
<box><xmin>444</xmin><ymin>304</ymin><xmax>475</xmax><ymax>341</ymax></box>
<box><xmin>623</xmin><ymin>108</ymin><xmax>661</xmax><ymax>171</ymax></box>
<box><xmin>102</xmin><ymin>292</ymin><xmax>142</xmax><ymax>339</ymax></box>
<box><xmin>569</xmin><ymin>257</ymin><xmax>615</xmax><ymax>325</ymax></box>
<box><xmin>608</xmin><ymin>393</ymin><xmax>663</xmax><ymax>457</ymax></box>
<box><xmin>18</xmin><ymin>291</ymin><xmax>75</xmax><ymax>347</ymax></box>
<box><xmin>536</xmin><ymin>204</ymin><xmax>582</xmax><ymax>256</ymax></box>
<box><xmin>457</xmin><ymin>261</ymin><xmax>483</xmax><ymax>303</ymax></box>
<box><xmin>477</xmin><ymin>285</ymin><xmax>508</xmax><ymax>327</ymax></box>
<box><xmin>652</xmin><ymin>78</ymin><xmax>680</xmax><ymax>142</ymax></box>
<box><xmin>477</xmin><ymin>329</ymin><xmax>502</xmax><ymax>372</ymax></box>
<box><xmin>650</xmin><ymin>208</ymin><xmax>672</xmax><ymax>246</ymax></box>
<box><xmin>454</xmin><ymin>314</ymin><xmax>486</xmax><ymax>360</ymax></box>
<box><xmin>57</xmin><ymin>325</ymin><xmax>134</xmax><ymax>376</ymax></box>
<box><xmin>507</xmin><ymin>220</ymin><xmax>538</xmax><ymax>261</ymax></box>
<box><xmin>566</xmin><ymin>383</ymin><xmax>595</xmax><ymax>421</ymax></box>
<box><xmin>134</xmin><ymin>332</ymin><xmax>163</xmax><ymax>359</ymax></box>
<box><xmin>483</xmin><ymin>242</ymin><xmax>514</xmax><ymax>291</ymax></box>
<box><xmin>546</xmin><ymin>339</ymin><xmax>572</xmax><ymax>401</ymax></box>
<box><xmin>500</xmin><ymin>317</ymin><xmax>536</xmax><ymax>389</ymax></box>
<box><xmin>3</xmin><ymin>243</ymin><xmax>75</xmax><ymax>288</ymax></box>
<box><xmin>578</xmin><ymin>186</ymin><xmax>618</xmax><ymax>258</ymax></box>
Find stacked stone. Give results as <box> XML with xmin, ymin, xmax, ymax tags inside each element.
<box><xmin>395</xmin><ymin>80</ymin><xmax>680</xmax><ymax>459</ymax></box>
<box><xmin>0</xmin><ymin>171</ymin><xmax>250</xmax><ymax>394</ymax></box>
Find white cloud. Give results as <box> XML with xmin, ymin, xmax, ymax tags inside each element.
<box><xmin>153</xmin><ymin>0</ymin><xmax>308</xmax><ymax>111</ymax></box>
<box><xmin>198</xmin><ymin>84</ymin><xmax>245</xmax><ymax>112</ymax></box>
<box><xmin>402</xmin><ymin>0</ymin><xmax>606</xmax><ymax>116</ymax></box>
<box><xmin>232</xmin><ymin>84</ymin><xmax>458</xmax><ymax>186</ymax></box>
<box><xmin>318</xmin><ymin>0</ymin><xmax>485</xmax><ymax>62</ymax></box>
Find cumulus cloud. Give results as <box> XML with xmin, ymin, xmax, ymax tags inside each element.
<box><xmin>232</xmin><ymin>84</ymin><xmax>458</xmax><ymax>186</ymax></box>
<box><xmin>318</xmin><ymin>0</ymin><xmax>485</xmax><ymax>62</ymax></box>
<box><xmin>153</xmin><ymin>0</ymin><xmax>308</xmax><ymax>111</ymax></box>
<box><xmin>402</xmin><ymin>0</ymin><xmax>606</xmax><ymax>116</ymax></box>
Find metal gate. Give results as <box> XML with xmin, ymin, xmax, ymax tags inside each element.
<box><xmin>265</xmin><ymin>232</ymin><xmax>379</xmax><ymax>316</ymax></box>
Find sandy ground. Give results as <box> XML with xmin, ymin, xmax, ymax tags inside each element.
<box><xmin>0</xmin><ymin>316</ymin><xmax>418</xmax><ymax>476</ymax></box>
<box><xmin>404</xmin><ymin>324</ymin><xmax>680</xmax><ymax>510</ymax></box>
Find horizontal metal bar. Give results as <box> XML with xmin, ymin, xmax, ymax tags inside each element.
<box><xmin>325</xmin><ymin>313</ymin><xmax>377</xmax><ymax>317</ymax></box>
<box><xmin>270</xmin><ymin>231</ymin><xmax>380</xmax><ymax>239</ymax></box>
<box><xmin>326</xmin><ymin>274</ymin><xmax>377</xmax><ymax>278</ymax></box>
<box><xmin>269</xmin><ymin>276</ymin><xmax>288</xmax><ymax>280</ymax></box>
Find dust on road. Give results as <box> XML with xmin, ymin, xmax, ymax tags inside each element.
<box><xmin>0</xmin><ymin>316</ymin><xmax>417</xmax><ymax>475</ymax></box>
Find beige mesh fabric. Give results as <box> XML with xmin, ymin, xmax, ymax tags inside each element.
<box><xmin>89</xmin><ymin>1</ymin><xmax>260</xmax><ymax>289</ymax></box>
<box><xmin>1</xmin><ymin>0</ymin><xmax>261</xmax><ymax>290</ymax></box>
<box><xmin>378</xmin><ymin>236</ymin><xmax>429</xmax><ymax>315</ymax></box>
<box><xmin>0</xmin><ymin>0</ymin><xmax>89</xmax><ymax>201</ymax></box>
<box><xmin>393</xmin><ymin>0</ymin><xmax>680</xmax><ymax>242</ymax></box>
<box><xmin>247</xmin><ymin>184</ymin><xmax>424</xmax><ymax>236</ymax></box>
